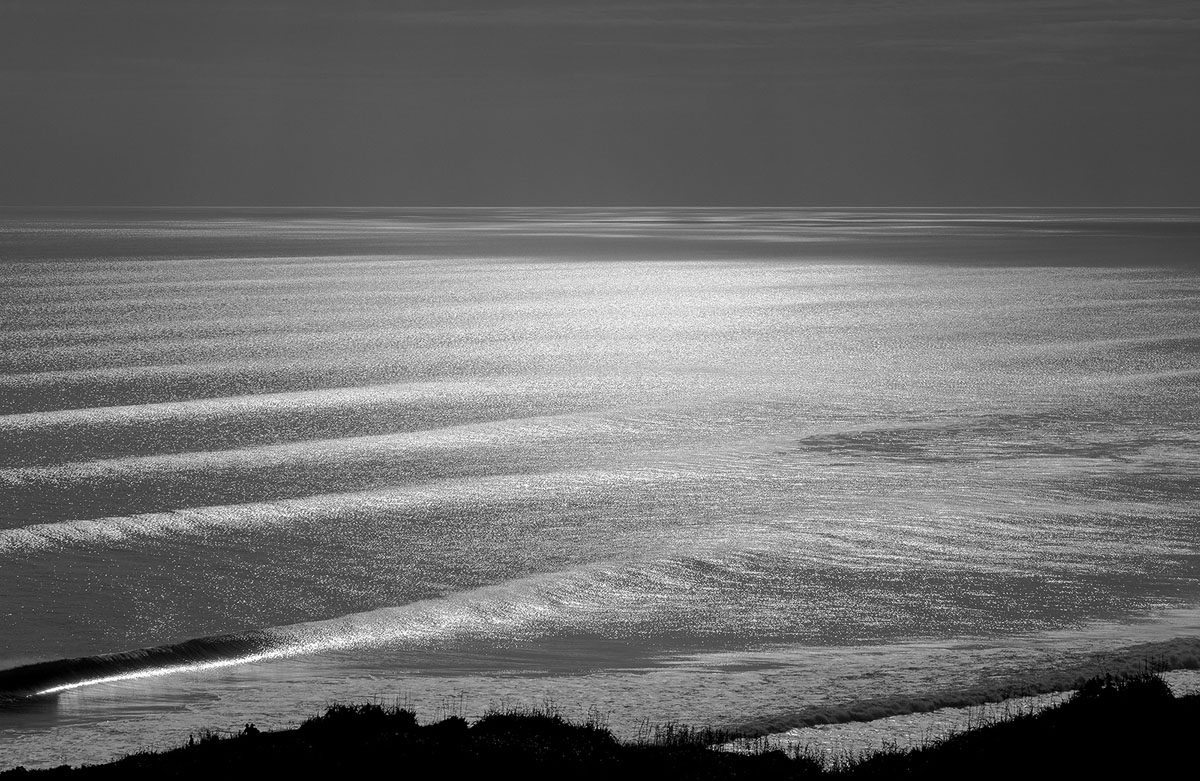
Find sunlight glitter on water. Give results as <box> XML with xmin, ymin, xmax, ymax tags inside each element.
<box><xmin>2</xmin><ymin>208</ymin><xmax>1199</xmax><ymax>770</ymax></box>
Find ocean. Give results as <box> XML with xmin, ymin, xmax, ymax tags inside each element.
<box><xmin>1</xmin><ymin>208</ymin><xmax>1198</xmax><ymax>768</ymax></box>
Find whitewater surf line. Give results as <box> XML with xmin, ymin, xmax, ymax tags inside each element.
<box><xmin>0</xmin><ymin>634</ymin><xmax>278</xmax><ymax>700</ymax></box>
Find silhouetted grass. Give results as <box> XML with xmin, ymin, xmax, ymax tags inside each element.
<box><xmin>2</xmin><ymin>673</ymin><xmax>1197</xmax><ymax>779</ymax></box>
<box><xmin>842</xmin><ymin>672</ymin><xmax>1197</xmax><ymax>779</ymax></box>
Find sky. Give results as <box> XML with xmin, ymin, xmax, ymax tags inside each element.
<box><xmin>1</xmin><ymin>0</ymin><xmax>1198</xmax><ymax>206</ymax></box>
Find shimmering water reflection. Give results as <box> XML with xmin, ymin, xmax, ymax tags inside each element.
<box><xmin>2</xmin><ymin>208</ymin><xmax>1199</xmax><ymax>769</ymax></box>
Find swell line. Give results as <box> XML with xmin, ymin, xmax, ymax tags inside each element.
<box><xmin>0</xmin><ymin>379</ymin><xmax>539</xmax><ymax>431</ymax></box>
<box><xmin>0</xmin><ymin>409</ymin><xmax>631</xmax><ymax>488</ymax></box>
<box><xmin>0</xmin><ymin>467</ymin><xmax>700</xmax><ymax>555</ymax></box>
<box><xmin>0</xmin><ymin>556</ymin><xmax>735</xmax><ymax>699</ymax></box>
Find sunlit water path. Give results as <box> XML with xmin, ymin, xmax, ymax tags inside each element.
<box><xmin>2</xmin><ymin>208</ymin><xmax>1199</xmax><ymax>768</ymax></box>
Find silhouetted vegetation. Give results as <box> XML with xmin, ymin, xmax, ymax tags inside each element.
<box><xmin>846</xmin><ymin>672</ymin><xmax>1197</xmax><ymax>779</ymax></box>
<box><xmin>3</xmin><ymin>673</ymin><xmax>1197</xmax><ymax>779</ymax></box>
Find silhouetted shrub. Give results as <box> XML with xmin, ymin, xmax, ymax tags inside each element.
<box><xmin>1074</xmin><ymin>671</ymin><xmax>1173</xmax><ymax>705</ymax></box>
<box><xmin>298</xmin><ymin>701</ymin><xmax>417</xmax><ymax>740</ymax></box>
<box><xmin>424</xmin><ymin>715</ymin><xmax>468</xmax><ymax>740</ymax></box>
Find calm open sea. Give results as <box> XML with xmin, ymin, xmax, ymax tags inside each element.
<box><xmin>2</xmin><ymin>208</ymin><xmax>1199</xmax><ymax>768</ymax></box>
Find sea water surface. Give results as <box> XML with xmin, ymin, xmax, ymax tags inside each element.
<box><xmin>1</xmin><ymin>208</ymin><xmax>1199</xmax><ymax>768</ymax></box>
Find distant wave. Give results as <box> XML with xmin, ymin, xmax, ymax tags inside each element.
<box><xmin>0</xmin><ymin>409</ymin><xmax>625</xmax><ymax>487</ymax></box>
<box><xmin>0</xmin><ymin>379</ymin><xmax>540</xmax><ymax>431</ymax></box>
<box><xmin>0</xmin><ymin>357</ymin><xmax>535</xmax><ymax>417</ymax></box>
<box><xmin>0</xmin><ymin>467</ymin><xmax>698</xmax><ymax>554</ymax></box>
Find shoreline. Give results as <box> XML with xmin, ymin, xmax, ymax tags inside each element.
<box><xmin>4</xmin><ymin>628</ymin><xmax>1200</xmax><ymax>771</ymax></box>
<box><xmin>5</xmin><ymin>667</ymin><xmax>1200</xmax><ymax>774</ymax></box>
<box><xmin>2</xmin><ymin>672</ymin><xmax>1196</xmax><ymax>778</ymax></box>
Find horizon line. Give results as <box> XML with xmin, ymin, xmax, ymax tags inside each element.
<box><xmin>4</xmin><ymin>204</ymin><xmax>1200</xmax><ymax>211</ymax></box>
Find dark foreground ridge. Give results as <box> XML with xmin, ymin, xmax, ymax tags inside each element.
<box><xmin>4</xmin><ymin>674</ymin><xmax>1197</xmax><ymax>779</ymax></box>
